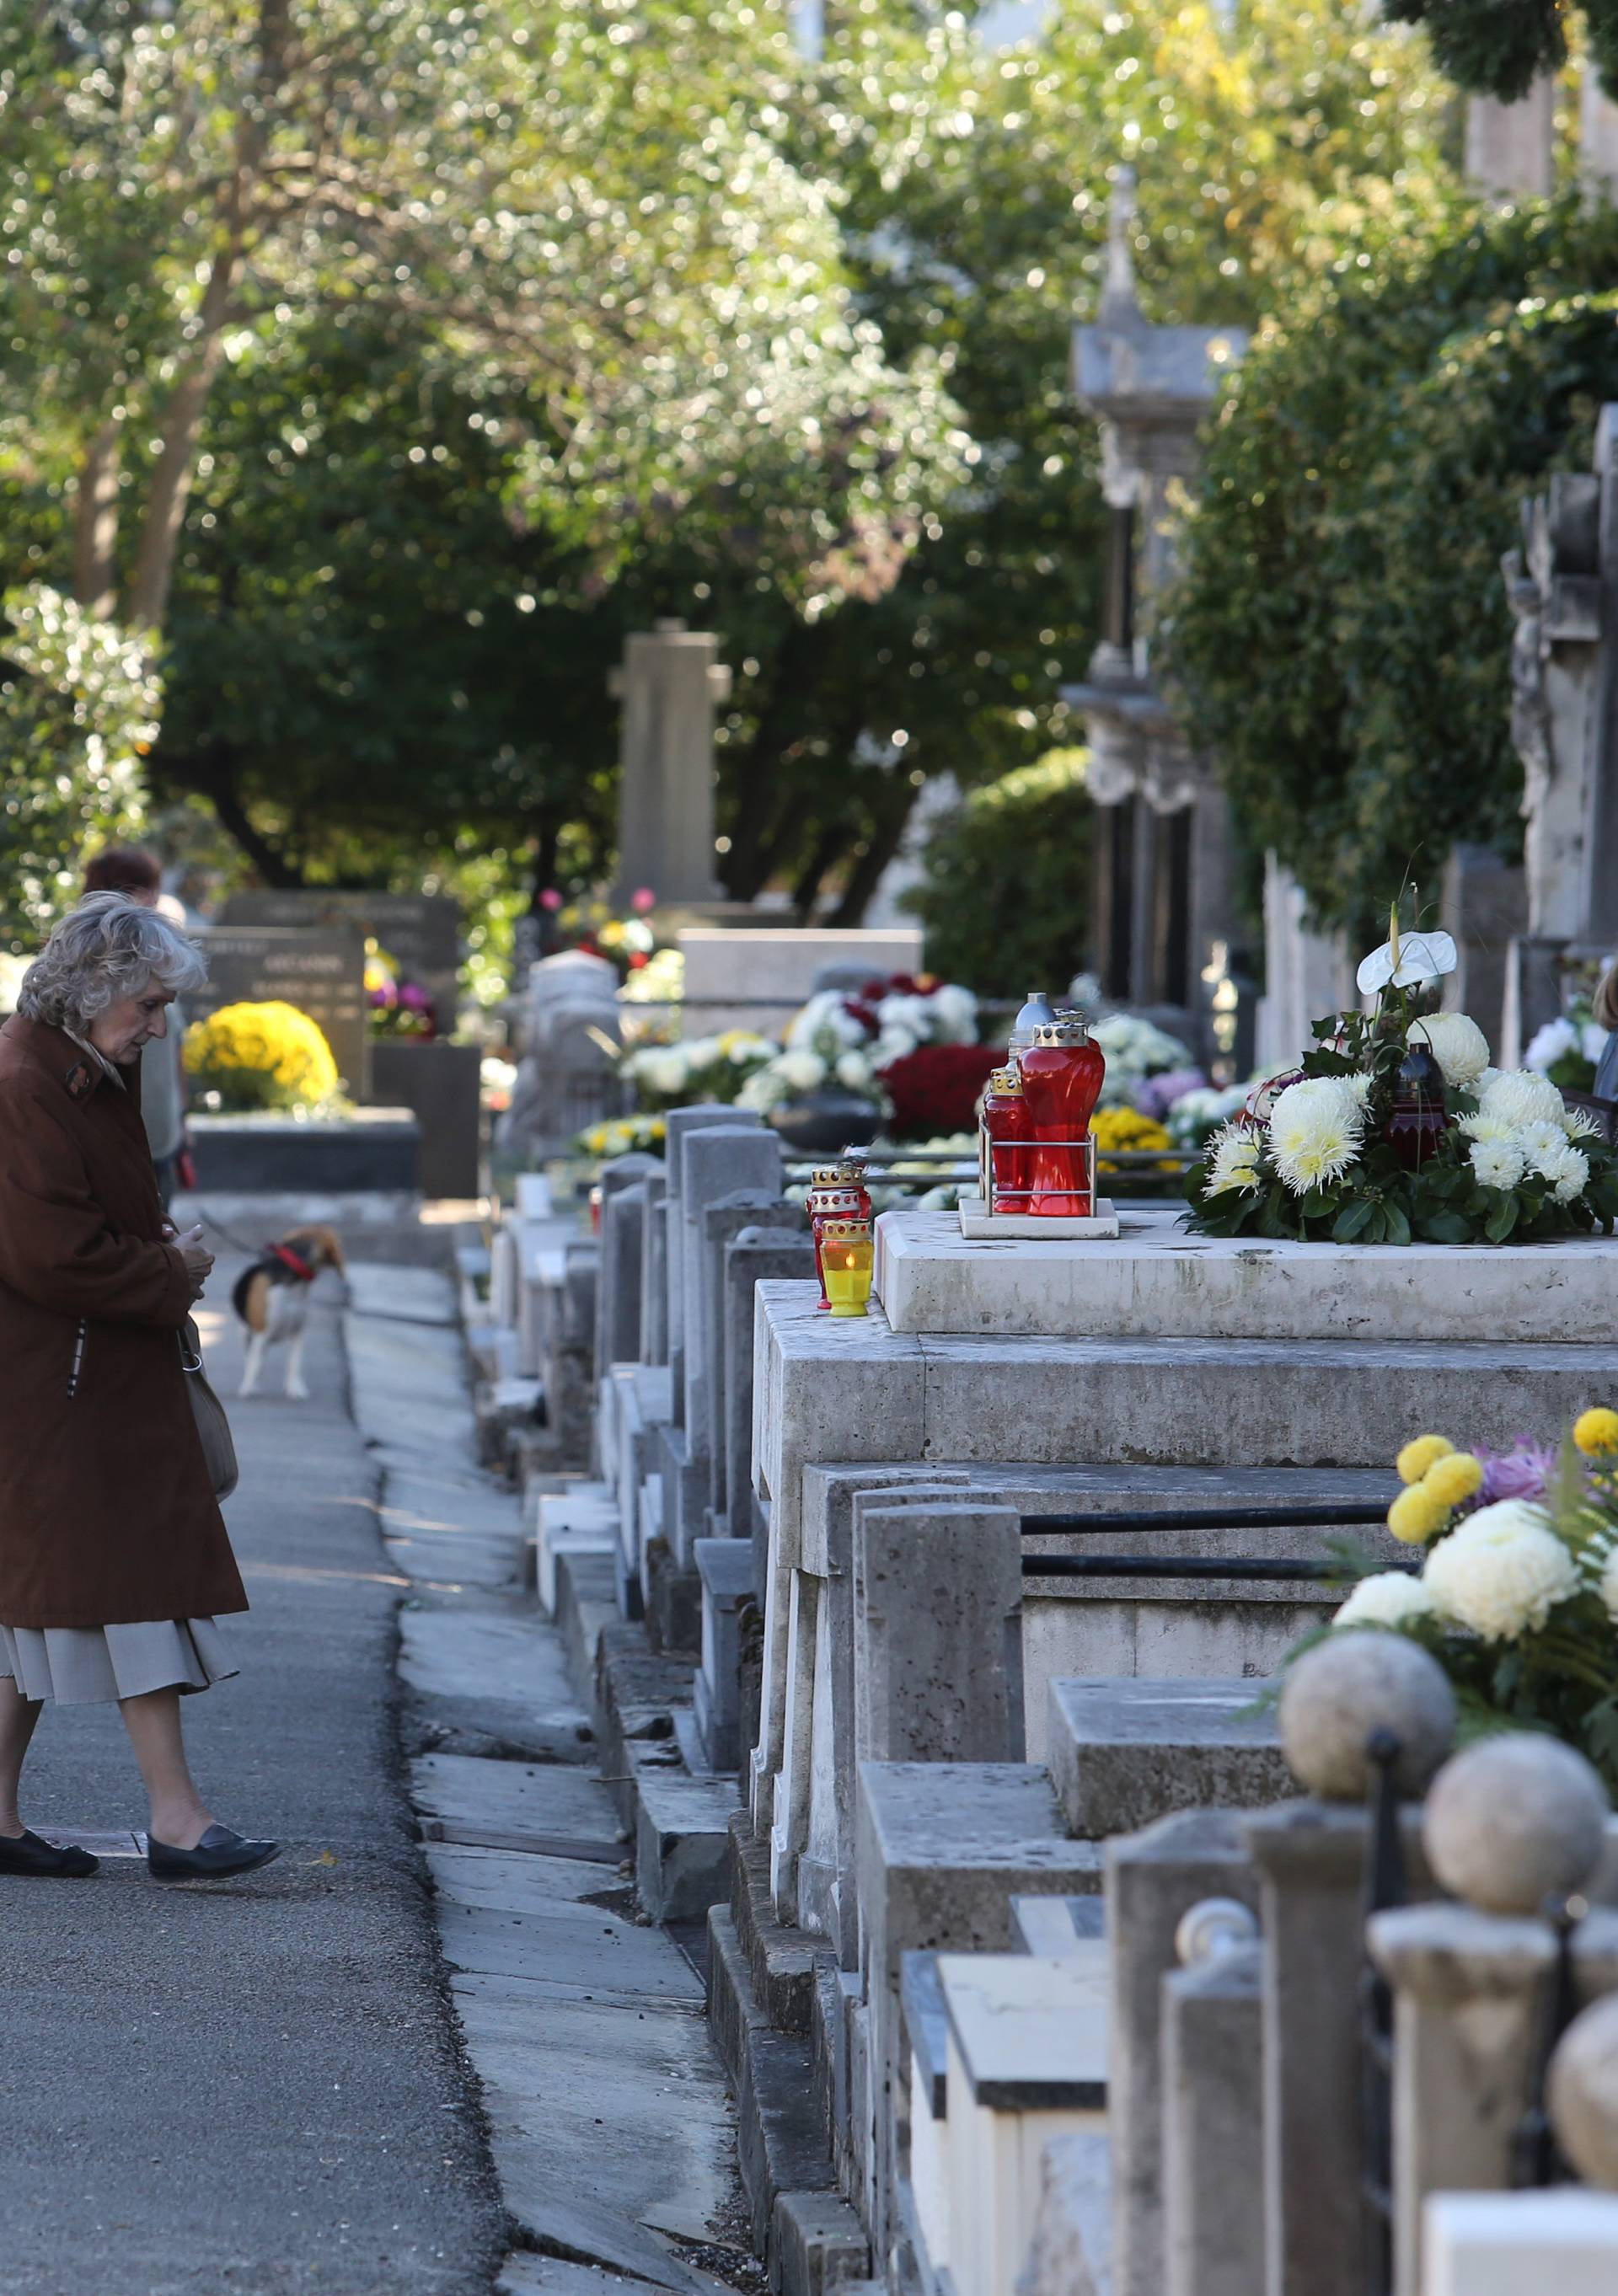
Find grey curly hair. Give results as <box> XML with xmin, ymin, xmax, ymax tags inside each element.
<box><xmin>17</xmin><ymin>891</ymin><xmax>208</xmax><ymax>1032</ymax></box>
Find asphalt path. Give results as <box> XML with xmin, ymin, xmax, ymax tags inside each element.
<box><xmin>0</xmin><ymin>1263</ymin><xmax>506</xmax><ymax>2296</ymax></box>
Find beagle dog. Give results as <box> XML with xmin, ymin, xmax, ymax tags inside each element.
<box><xmin>232</xmin><ymin>1225</ymin><xmax>346</xmax><ymax>1400</ymax></box>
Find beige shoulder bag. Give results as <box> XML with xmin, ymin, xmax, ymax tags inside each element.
<box><xmin>179</xmin><ymin>1316</ymin><xmax>239</xmax><ymax>1501</ymax></box>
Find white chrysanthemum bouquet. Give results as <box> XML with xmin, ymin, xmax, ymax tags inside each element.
<box><xmin>1187</xmin><ymin>908</ymin><xmax>1618</xmax><ymax>1245</ymax></box>
<box><xmin>1317</xmin><ymin>1412</ymin><xmax>1618</xmax><ymax>1790</ymax></box>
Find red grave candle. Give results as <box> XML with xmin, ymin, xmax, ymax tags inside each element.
<box><xmin>982</xmin><ymin>1066</ymin><xmax>1035</xmax><ymax>1213</ymax></box>
<box><xmin>1019</xmin><ymin>1017</ymin><xmax>1106</xmax><ymax>1216</ymax></box>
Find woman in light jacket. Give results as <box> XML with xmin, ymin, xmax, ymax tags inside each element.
<box><xmin>0</xmin><ymin>895</ymin><xmax>277</xmax><ymax>1882</ymax></box>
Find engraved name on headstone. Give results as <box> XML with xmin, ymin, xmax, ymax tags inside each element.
<box><xmin>191</xmin><ymin>926</ymin><xmax>369</xmax><ymax>1095</ymax></box>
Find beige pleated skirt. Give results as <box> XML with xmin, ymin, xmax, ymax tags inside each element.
<box><xmin>0</xmin><ymin>1617</ymin><xmax>237</xmax><ymax>1705</ymax></box>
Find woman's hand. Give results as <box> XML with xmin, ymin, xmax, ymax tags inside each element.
<box><xmin>174</xmin><ymin>1224</ymin><xmax>213</xmax><ymax>1298</ymax></box>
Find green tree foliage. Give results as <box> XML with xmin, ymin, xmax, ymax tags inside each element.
<box><xmin>1383</xmin><ymin>0</ymin><xmax>1618</xmax><ymax>103</ymax></box>
<box><xmin>0</xmin><ymin>0</ymin><xmax>1463</xmax><ymax>952</ymax></box>
<box><xmin>900</xmin><ymin>751</ymin><xmax>1093</xmax><ymax>993</ymax></box>
<box><xmin>700</xmin><ymin>0</ymin><xmax>1456</xmax><ymax>913</ymax></box>
<box><xmin>1160</xmin><ymin>200</ymin><xmax>1618</xmax><ymax>931</ymax></box>
<box><xmin>0</xmin><ymin>591</ymin><xmax>158</xmax><ymax>943</ymax></box>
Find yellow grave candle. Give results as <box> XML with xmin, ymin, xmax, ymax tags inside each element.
<box><xmin>820</xmin><ymin>1218</ymin><xmax>875</xmax><ymax>1319</ymax></box>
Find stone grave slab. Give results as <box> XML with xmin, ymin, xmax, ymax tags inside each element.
<box><xmin>1047</xmin><ymin>1678</ymin><xmax>1288</xmax><ymax>1839</ymax></box>
<box><xmin>876</xmin><ymin>1205</ymin><xmax>1618</xmax><ymax>1342</ymax></box>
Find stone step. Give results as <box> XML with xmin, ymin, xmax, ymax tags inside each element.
<box><xmin>769</xmin><ymin>2191</ymin><xmax>871</xmax><ymax>2296</ymax></box>
<box><xmin>534</xmin><ymin>1485</ymin><xmax>621</xmax><ymax>1618</ymax></box>
<box><xmin>1047</xmin><ymin>1678</ymin><xmax>1290</xmax><ymax>1841</ymax></box>
<box><xmin>555</xmin><ymin>1549</ymin><xmax>620</xmax><ymax>1705</ymax></box>
<box><xmin>728</xmin><ymin>1810</ymin><xmax>825</xmax><ymax>2038</ymax></box>
<box><xmin>592</xmin><ymin>1624</ymin><xmax>694</xmax><ymax>1828</ymax></box>
<box><xmin>634</xmin><ymin>1760</ymin><xmax>738</xmax><ymax>1924</ymax></box>
<box><xmin>706</xmin><ymin>1908</ymin><xmax>838</xmax><ymax>2258</ymax></box>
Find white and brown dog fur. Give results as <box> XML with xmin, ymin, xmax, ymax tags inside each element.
<box><xmin>232</xmin><ymin>1225</ymin><xmax>346</xmax><ymax>1400</ymax></box>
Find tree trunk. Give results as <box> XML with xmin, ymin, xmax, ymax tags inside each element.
<box><xmin>828</xmin><ymin>780</ymin><xmax>919</xmax><ymax>926</ymax></box>
<box><xmin>158</xmin><ymin>739</ymin><xmax>305</xmax><ymax>886</ymax></box>
<box><xmin>71</xmin><ymin>420</ymin><xmax>122</xmax><ymax>619</ymax></box>
<box><xmin>721</xmin><ymin>618</ymin><xmax>826</xmax><ymax>899</ymax></box>
<box><xmin>126</xmin><ymin>0</ymin><xmax>291</xmax><ymax>629</ymax></box>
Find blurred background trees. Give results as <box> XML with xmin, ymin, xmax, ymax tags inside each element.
<box><xmin>0</xmin><ymin>0</ymin><xmax>1525</xmax><ymax>976</ymax></box>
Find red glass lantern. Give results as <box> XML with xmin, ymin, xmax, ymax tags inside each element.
<box><xmin>982</xmin><ymin>1066</ymin><xmax>1035</xmax><ymax>1213</ymax></box>
<box><xmin>1383</xmin><ymin>1042</ymin><xmax>1449</xmax><ymax>1170</ymax></box>
<box><xmin>1019</xmin><ymin>1017</ymin><xmax>1106</xmax><ymax>1216</ymax></box>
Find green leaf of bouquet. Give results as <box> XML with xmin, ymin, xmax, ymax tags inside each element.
<box><xmin>1483</xmin><ymin>1192</ymin><xmax>1519</xmax><ymax>1244</ymax></box>
<box><xmin>1383</xmin><ymin>1200</ymin><xmax>1412</xmax><ymax>1247</ymax></box>
<box><xmin>1421</xmin><ymin>1210</ymin><xmax>1475</xmax><ymax>1244</ymax></box>
<box><xmin>1332</xmin><ymin>1197</ymin><xmax>1374</xmax><ymax>1242</ymax></box>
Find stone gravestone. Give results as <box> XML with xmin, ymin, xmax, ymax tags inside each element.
<box><xmin>608</xmin><ymin>620</ymin><xmax>732</xmax><ymax>907</ymax></box>
<box><xmin>1502</xmin><ymin>408</ymin><xmax>1618</xmax><ymax>1060</ymax></box>
<box><xmin>191</xmin><ymin>924</ymin><xmax>370</xmax><ymax>1098</ymax></box>
<box><xmin>220</xmin><ymin>889</ymin><xmax>460</xmax><ymax>1032</ymax></box>
<box><xmin>498</xmin><ymin>949</ymin><xmax>623</xmax><ymax>1163</ymax></box>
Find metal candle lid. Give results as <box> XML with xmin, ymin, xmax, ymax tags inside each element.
<box><xmin>988</xmin><ymin>1066</ymin><xmax>1025</xmax><ymax>1094</ymax></box>
<box><xmin>811</xmin><ymin>1164</ymin><xmax>846</xmax><ymax>1188</ymax></box>
<box><xmin>1031</xmin><ymin>1015</ymin><xmax>1092</xmax><ymax>1046</ymax></box>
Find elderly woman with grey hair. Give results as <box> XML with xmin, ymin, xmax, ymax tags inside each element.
<box><xmin>0</xmin><ymin>894</ymin><xmax>277</xmax><ymax>1883</ymax></box>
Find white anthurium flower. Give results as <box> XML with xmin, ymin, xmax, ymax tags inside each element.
<box><xmin>1355</xmin><ymin>910</ymin><xmax>1458</xmax><ymax>996</ymax></box>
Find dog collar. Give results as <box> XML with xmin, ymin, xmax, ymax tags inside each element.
<box><xmin>271</xmin><ymin>1244</ymin><xmax>317</xmax><ymax>1283</ymax></box>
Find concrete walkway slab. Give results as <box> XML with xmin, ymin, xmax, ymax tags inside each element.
<box><xmin>400</xmin><ymin>1609</ymin><xmax>587</xmax><ymax>1736</ymax></box>
<box><xmin>346</xmin><ymin>1280</ymin><xmax>748</xmax><ymax>2296</ymax></box>
<box><xmin>411</xmin><ymin>1753</ymin><xmax>624</xmax><ymax>1854</ymax></box>
<box><xmin>437</xmin><ymin>1897</ymin><xmax>704</xmax><ymax>2002</ymax></box>
<box><xmin>456</xmin><ymin>1980</ymin><xmax>734</xmax><ymax>2258</ymax></box>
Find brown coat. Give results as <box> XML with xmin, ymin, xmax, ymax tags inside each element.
<box><xmin>0</xmin><ymin>1014</ymin><xmax>247</xmax><ymax>1630</ymax></box>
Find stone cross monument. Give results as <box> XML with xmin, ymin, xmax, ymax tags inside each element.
<box><xmin>608</xmin><ymin>619</ymin><xmax>732</xmax><ymax>907</ymax></box>
<box><xmin>1501</xmin><ymin>404</ymin><xmax>1618</xmax><ymax>1057</ymax></box>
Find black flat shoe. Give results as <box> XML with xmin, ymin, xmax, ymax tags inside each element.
<box><xmin>147</xmin><ymin>1824</ymin><xmax>281</xmax><ymax>1882</ymax></box>
<box><xmin>0</xmin><ymin>1828</ymin><xmax>99</xmax><ymax>1877</ymax></box>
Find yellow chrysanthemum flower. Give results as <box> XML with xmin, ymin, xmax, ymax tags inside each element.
<box><xmin>1396</xmin><ymin>1434</ymin><xmax>1454</xmax><ymax>1485</ymax></box>
<box><xmin>1574</xmin><ymin>1408</ymin><xmax>1618</xmax><ymax>1458</ymax></box>
<box><xmin>184</xmin><ymin>1001</ymin><xmax>339</xmax><ymax>1112</ymax></box>
<box><xmin>1422</xmin><ymin>1451</ymin><xmax>1484</xmax><ymax>1508</ymax></box>
<box><xmin>1388</xmin><ymin>1484</ymin><xmax>1449</xmax><ymax>1545</ymax></box>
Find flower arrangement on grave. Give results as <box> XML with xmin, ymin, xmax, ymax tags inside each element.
<box><xmin>184</xmin><ymin>999</ymin><xmax>341</xmax><ymax>1113</ymax></box>
<box><xmin>1090</xmin><ymin>1105</ymin><xmax>1177</xmax><ymax>1184</ymax></box>
<box><xmin>1525</xmin><ymin>996</ymin><xmax>1610</xmax><ymax>1094</ymax></box>
<box><xmin>542</xmin><ymin>886</ymin><xmax>662</xmax><ymax>982</ymax></box>
<box><xmin>619</xmin><ymin>1029</ymin><xmax>779</xmax><ymax>1112</ymax></box>
<box><xmin>574</xmin><ymin>1112</ymin><xmax>667</xmax><ymax>1161</ymax></box>
<box><xmin>730</xmin><ymin>973</ymin><xmax>985</xmax><ymax>1136</ymax></box>
<box><xmin>364</xmin><ymin>940</ymin><xmax>436</xmax><ymax>1039</ymax></box>
<box><xmin>1321</xmin><ymin>1412</ymin><xmax>1618</xmax><ymax>1788</ymax></box>
<box><xmin>1186</xmin><ymin>910</ymin><xmax>1618</xmax><ymax>1245</ymax></box>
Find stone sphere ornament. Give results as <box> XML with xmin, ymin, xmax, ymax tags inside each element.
<box><xmin>1423</xmin><ymin>1735</ymin><xmax>1610</xmax><ymax>1915</ymax></box>
<box><xmin>1549</xmin><ymin>1994</ymin><xmax>1618</xmax><ymax>2192</ymax></box>
<box><xmin>1278</xmin><ymin>1631</ymin><xmax>1456</xmax><ymax>1801</ymax></box>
